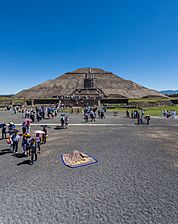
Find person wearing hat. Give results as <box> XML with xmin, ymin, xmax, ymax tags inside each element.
<box><xmin>8</xmin><ymin>122</ymin><xmax>15</xmax><ymax>137</ymax></box>
<box><xmin>26</xmin><ymin>133</ymin><xmax>31</xmax><ymax>156</ymax></box>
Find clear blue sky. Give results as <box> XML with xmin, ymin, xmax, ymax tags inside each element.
<box><xmin>0</xmin><ymin>0</ymin><xmax>178</xmax><ymax>94</ymax></box>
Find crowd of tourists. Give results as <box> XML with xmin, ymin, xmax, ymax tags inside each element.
<box><xmin>126</xmin><ymin>109</ymin><xmax>151</xmax><ymax>125</ymax></box>
<box><xmin>83</xmin><ymin>106</ymin><xmax>106</xmax><ymax>122</ymax></box>
<box><xmin>12</xmin><ymin>106</ymin><xmax>58</xmax><ymax>121</ymax></box>
<box><xmin>1</xmin><ymin>121</ymin><xmax>49</xmax><ymax>165</ymax></box>
<box><xmin>161</xmin><ymin>110</ymin><xmax>176</xmax><ymax>119</ymax></box>
<box><xmin>55</xmin><ymin>95</ymin><xmax>105</xmax><ymax>100</ymax></box>
<box><xmin>60</xmin><ymin>114</ymin><xmax>69</xmax><ymax>128</ymax></box>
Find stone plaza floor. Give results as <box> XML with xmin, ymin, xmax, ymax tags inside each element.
<box><xmin>0</xmin><ymin>110</ymin><xmax>178</xmax><ymax>223</ymax></box>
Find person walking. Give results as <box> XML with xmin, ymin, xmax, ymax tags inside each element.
<box><xmin>42</xmin><ymin>126</ymin><xmax>47</xmax><ymax>144</ymax></box>
<box><xmin>98</xmin><ymin>109</ymin><xmax>101</xmax><ymax>118</ymax></box>
<box><xmin>36</xmin><ymin>112</ymin><xmax>41</xmax><ymax>122</ymax></box>
<box><xmin>26</xmin><ymin>120</ymin><xmax>30</xmax><ymax>134</ymax></box>
<box><xmin>145</xmin><ymin>115</ymin><xmax>150</xmax><ymax>125</ymax></box>
<box><xmin>26</xmin><ymin>133</ymin><xmax>31</xmax><ymax>156</ymax></box>
<box><xmin>90</xmin><ymin>110</ymin><xmax>96</xmax><ymax>122</ymax></box>
<box><xmin>100</xmin><ymin>109</ymin><xmax>105</xmax><ymax>119</ymax></box>
<box><xmin>35</xmin><ymin>133</ymin><xmax>41</xmax><ymax>153</ymax></box>
<box><xmin>30</xmin><ymin>138</ymin><xmax>37</xmax><ymax>165</ymax></box>
<box><xmin>60</xmin><ymin>115</ymin><xmax>65</xmax><ymax>128</ymax></box>
<box><xmin>2</xmin><ymin>124</ymin><xmax>7</xmax><ymax>139</ymax></box>
<box><xmin>22</xmin><ymin>121</ymin><xmax>27</xmax><ymax>134</ymax></box>
<box><xmin>64</xmin><ymin>115</ymin><xmax>69</xmax><ymax>128</ymax></box>
<box><xmin>12</xmin><ymin>131</ymin><xmax>20</xmax><ymax>153</ymax></box>
<box><xmin>8</xmin><ymin>122</ymin><xmax>15</xmax><ymax>137</ymax></box>
<box><xmin>21</xmin><ymin>134</ymin><xmax>27</xmax><ymax>156</ymax></box>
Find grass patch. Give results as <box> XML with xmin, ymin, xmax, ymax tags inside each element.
<box><xmin>58</xmin><ymin>108</ymin><xmax>83</xmax><ymax>113</ymax></box>
<box><xmin>128</xmin><ymin>98</ymin><xmax>169</xmax><ymax>103</ymax></box>
<box><xmin>108</xmin><ymin>105</ymin><xmax>178</xmax><ymax>116</ymax></box>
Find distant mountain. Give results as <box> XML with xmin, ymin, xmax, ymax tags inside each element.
<box><xmin>0</xmin><ymin>94</ymin><xmax>15</xmax><ymax>97</ymax></box>
<box><xmin>160</xmin><ymin>90</ymin><xmax>178</xmax><ymax>95</ymax></box>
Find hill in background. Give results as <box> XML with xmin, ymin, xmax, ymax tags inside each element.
<box><xmin>160</xmin><ymin>90</ymin><xmax>178</xmax><ymax>95</ymax></box>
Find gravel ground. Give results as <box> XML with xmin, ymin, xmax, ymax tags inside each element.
<box><xmin>0</xmin><ymin>111</ymin><xmax>178</xmax><ymax>223</ymax></box>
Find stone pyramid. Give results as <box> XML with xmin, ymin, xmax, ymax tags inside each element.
<box><xmin>16</xmin><ymin>68</ymin><xmax>165</xmax><ymax>99</ymax></box>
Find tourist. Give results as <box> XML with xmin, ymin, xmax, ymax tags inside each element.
<box><xmin>134</xmin><ymin>110</ymin><xmax>137</xmax><ymax>119</ymax></box>
<box><xmin>30</xmin><ymin>111</ymin><xmax>35</xmax><ymax>122</ymax></box>
<box><xmin>171</xmin><ymin>110</ymin><xmax>176</xmax><ymax>119</ymax></box>
<box><xmin>55</xmin><ymin>109</ymin><xmax>58</xmax><ymax>117</ymax></box>
<box><xmin>51</xmin><ymin>109</ymin><xmax>55</xmax><ymax>118</ymax></box>
<box><xmin>64</xmin><ymin>115</ymin><xmax>69</xmax><ymax>128</ymax></box>
<box><xmin>8</xmin><ymin>122</ymin><xmax>15</xmax><ymax>131</ymax></box>
<box><xmin>140</xmin><ymin>109</ymin><xmax>144</xmax><ymax>125</ymax></box>
<box><xmin>21</xmin><ymin>134</ymin><xmax>27</xmax><ymax>156</ymax></box>
<box><xmin>174</xmin><ymin>110</ymin><xmax>176</xmax><ymax>119</ymax></box>
<box><xmin>93</xmin><ymin>106</ymin><xmax>97</xmax><ymax>113</ymax></box>
<box><xmin>84</xmin><ymin>112</ymin><xmax>89</xmax><ymax>122</ymax></box>
<box><xmin>60</xmin><ymin>114</ymin><xmax>65</xmax><ymax>128</ymax></box>
<box><xmin>90</xmin><ymin>110</ymin><xmax>96</xmax><ymax>122</ymax></box>
<box><xmin>36</xmin><ymin>112</ymin><xmax>41</xmax><ymax>122</ymax></box>
<box><xmin>35</xmin><ymin>133</ymin><xmax>41</xmax><ymax>153</ymax></box>
<box><xmin>13</xmin><ymin>107</ymin><xmax>16</xmax><ymax>114</ymax></box>
<box><xmin>26</xmin><ymin>120</ymin><xmax>30</xmax><ymax>134</ymax></box>
<box><xmin>2</xmin><ymin>124</ymin><xmax>7</xmax><ymax>139</ymax></box>
<box><xmin>163</xmin><ymin>110</ymin><xmax>167</xmax><ymax>118</ymax></box>
<box><xmin>25</xmin><ymin>110</ymin><xmax>30</xmax><ymax>118</ymax></box>
<box><xmin>145</xmin><ymin>115</ymin><xmax>150</xmax><ymax>125</ymax></box>
<box><xmin>26</xmin><ymin>133</ymin><xmax>31</xmax><ymax>156</ymax></box>
<box><xmin>47</xmin><ymin>108</ymin><xmax>51</xmax><ymax>119</ymax></box>
<box><xmin>8</xmin><ymin>122</ymin><xmax>15</xmax><ymax>137</ymax></box>
<box><xmin>11</xmin><ymin>131</ymin><xmax>20</xmax><ymax>153</ymax></box>
<box><xmin>131</xmin><ymin>111</ymin><xmax>134</xmax><ymax>119</ymax></box>
<box><xmin>42</xmin><ymin>108</ymin><xmax>45</xmax><ymax>119</ymax></box>
<box><xmin>137</xmin><ymin>112</ymin><xmax>140</xmax><ymax>125</ymax></box>
<box><xmin>30</xmin><ymin>138</ymin><xmax>37</xmax><ymax>165</ymax></box>
<box><xmin>22</xmin><ymin>121</ymin><xmax>27</xmax><ymax>134</ymax></box>
<box><xmin>42</xmin><ymin>126</ymin><xmax>47</xmax><ymax>144</ymax></box>
<box><xmin>98</xmin><ymin>109</ymin><xmax>101</xmax><ymax>118</ymax></box>
<box><xmin>166</xmin><ymin>111</ymin><xmax>171</xmax><ymax>118</ymax></box>
<box><xmin>21</xmin><ymin>109</ymin><xmax>24</xmax><ymax>118</ymax></box>
<box><xmin>126</xmin><ymin>110</ymin><xmax>130</xmax><ymax>118</ymax></box>
<box><xmin>100</xmin><ymin>109</ymin><xmax>105</xmax><ymax>119</ymax></box>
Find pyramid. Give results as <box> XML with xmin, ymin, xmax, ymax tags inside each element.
<box><xmin>16</xmin><ymin>68</ymin><xmax>165</xmax><ymax>99</ymax></box>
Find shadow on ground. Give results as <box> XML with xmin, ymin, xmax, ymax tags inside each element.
<box><xmin>0</xmin><ymin>148</ymin><xmax>12</xmax><ymax>156</ymax></box>
<box><xmin>17</xmin><ymin>160</ymin><xmax>31</xmax><ymax>166</ymax></box>
<box><xmin>12</xmin><ymin>153</ymin><xmax>26</xmax><ymax>158</ymax></box>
